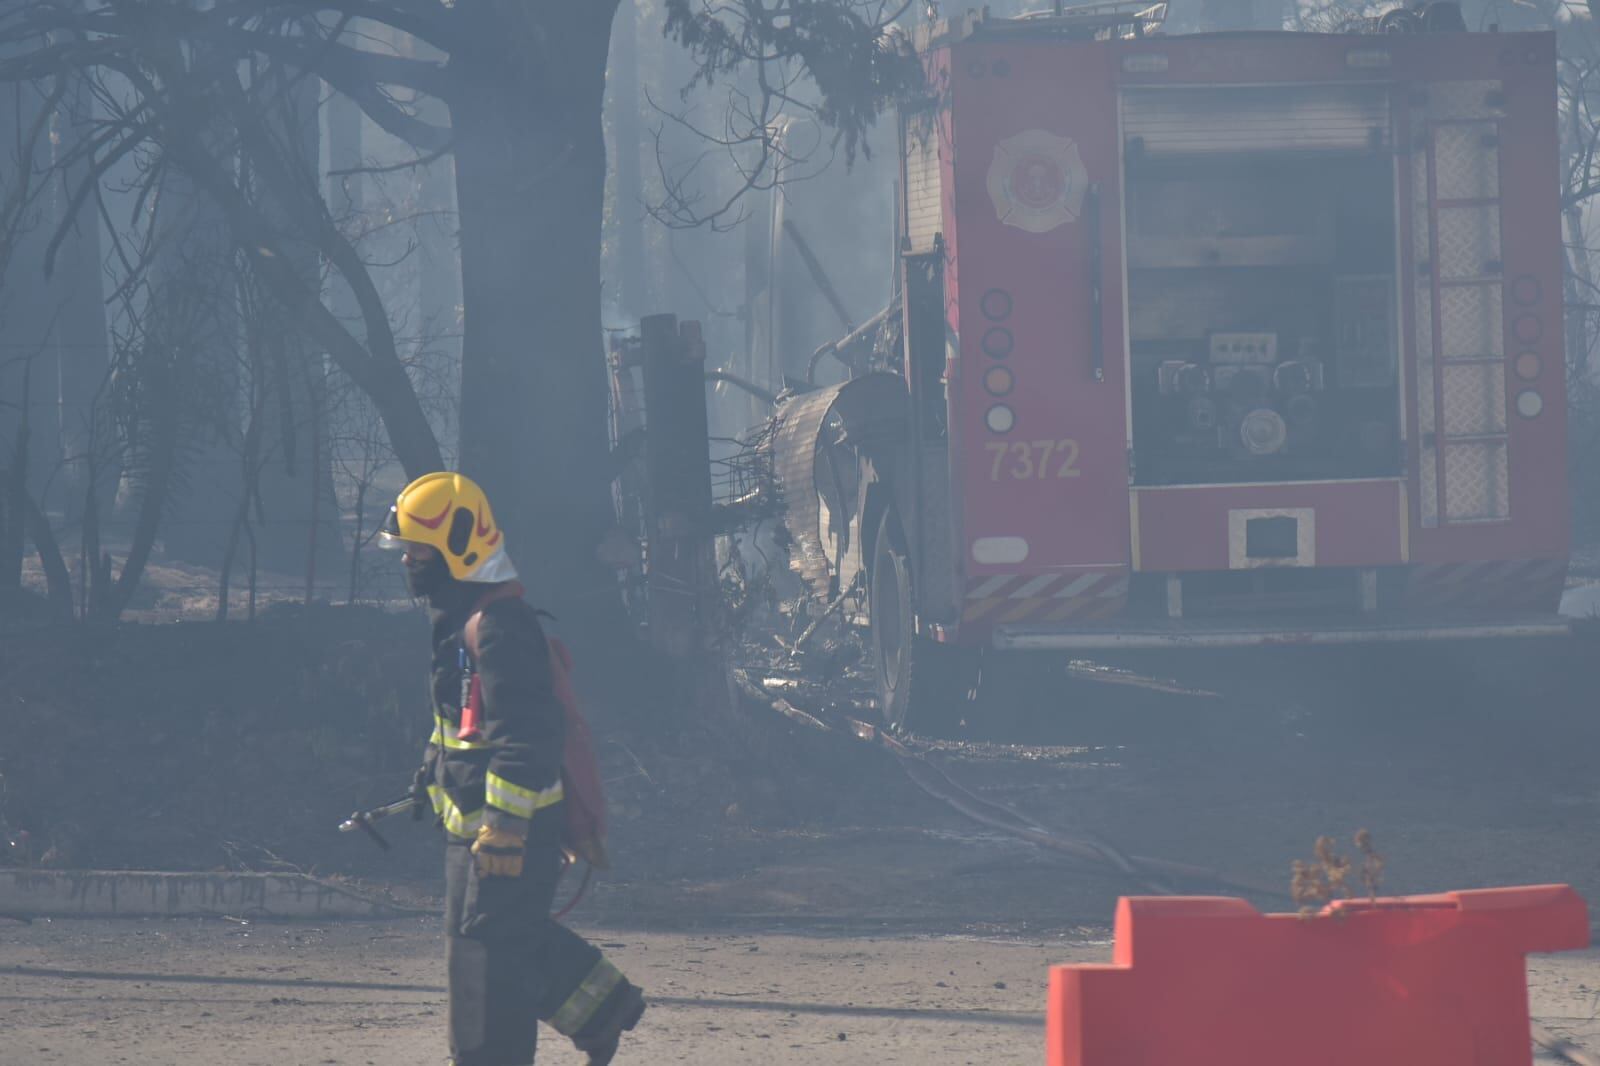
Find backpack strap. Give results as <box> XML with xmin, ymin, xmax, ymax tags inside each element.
<box><xmin>461</xmin><ymin>581</ymin><xmax>526</xmax><ymax>663</ymax></box>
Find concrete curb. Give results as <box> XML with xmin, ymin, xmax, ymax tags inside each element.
<box><xmin>0</xmin><ymin>870</ymin><xmax>431</xmax><ymax>920</ymax></box>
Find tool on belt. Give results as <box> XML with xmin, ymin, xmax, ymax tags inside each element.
<box><xmin>456</xmin><ymin>644</ymin><xmax>485</xmax><ymax>743</ymax></box>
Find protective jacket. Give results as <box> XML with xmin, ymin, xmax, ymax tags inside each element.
<box><xmin>421</xmin><ymin>587</ymin><xmax>566</xmax><ymax>844</ymax></box>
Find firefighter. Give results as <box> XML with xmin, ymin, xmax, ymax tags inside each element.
<box><xmin>379</xmin><ymin>471</ymin><xmax>646</xmax><ymax>1066</ymax></box>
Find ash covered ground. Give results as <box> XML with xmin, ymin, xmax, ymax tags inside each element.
<box><xmin>4</xmin><ymin>600</ymin><xmax>1600</xmax><ymax>1064</ymax></box>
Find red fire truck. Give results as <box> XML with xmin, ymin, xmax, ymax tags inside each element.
<box><xmin>748</xmin><ymin>4</ymin><xmax>1572</xmax><ymax>730</ymax></box>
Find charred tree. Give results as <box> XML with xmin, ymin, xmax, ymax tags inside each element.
<box><xmin>450</xmin><ymin>0</ymin><xmax>627</xmax><ymax>637</ymax></box>
<box><xmin>245</xmin><ymin>57</ymin><xmax>345</xmax><ymax>584</ymax></box>
<box><xmin>45</xmin><ymin>78</ymin><xmax>113</xmax><ymax>525</ymax></box>
<box><xmin>410</xmin><ymin>34</ymin><xmax>463</xmax><ymax>394</ymax></box>
<box><xmin>0</xmin><ymin>360</ymin><xmax>32</xmax><ymax>607</ymax></box>
<box><xmin>609</xmin><ymin>2</ymin><xmax>647</xmax><ymax>317</ymax></box>
<box><xmin>143</xmin><ymin>90</ymin><xmax>245</xmax><ymax>568</ymax></box>
<box><xmin>0</xmin><ymin>77</ymin><xmax>70</xmax><ymax>612</ymax></box>
<box><xmin>0</xmin><ymin>85</ymin><xmax>57</xmax><ymax>501</ymax></box>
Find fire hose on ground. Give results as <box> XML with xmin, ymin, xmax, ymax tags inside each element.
<box><xmin>1534</xmin><ymin>1024</ymin><xmax>1600</xmax><ymax>1066</ymax></box>
<box><xmin>730</xmin><ymin>669</ymin><xmax>1285</xmax><ymax>900</ymax></box>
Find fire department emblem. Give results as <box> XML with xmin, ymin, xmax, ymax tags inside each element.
<box><xmin>986</xmin><ymin>130</ymin><xmax>1087</xmax><ymax>234</ymax></box>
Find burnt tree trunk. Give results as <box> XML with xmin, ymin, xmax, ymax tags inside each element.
<box><xmin>411</xmin><ymin>36</ymin><xmax>463</xmax><ymax>383</ymax></box>
<box><xmin>50</xmin><ymin>77</ymin><xmax>113</xmax><ymax>526</ymax></box>
<box><xmin>0</xmin><ymin>83</ymin><xmax>64</xmax><ymax>597</ymax></box>
<box><xmin>449</xmin><ymin>0</ymin><xmax>626</xmax><ymax>642</ymax></box>
<box><xmin>240</xmin><ymin>60</ymin><xmax>345</xmax><ymax>581</ymax></box>
<box><xmin>146</xmin><ymin>134</ymin><xmax>241</xmax><ymax>567</ymax></box>
<box><xmin>22</xmin><ymin>489</ymin><xmax>73</xmax><ymax>619</ymax></box>
<box><xmin>0</xmin><ymin>362</ymin><xmax>30</xmax><ymax>607</ymax></box>
<box><xmin>97</xmin><ymin>333</ymin><xmax>182</xmax><ymax>621</ymax></box>
<box><xmin>608</xmin><ymin>3</ymin><xmax>646</xmax><ymax>316</ymax></box>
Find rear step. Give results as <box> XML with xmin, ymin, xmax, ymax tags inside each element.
<box><xmin>992</xmin><ymin>613</ymin><xmax>1572</xmax><ymax>650</ymax></box>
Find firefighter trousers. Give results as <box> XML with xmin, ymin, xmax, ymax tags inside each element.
<box><xmin>444</xmin><ymin>838</ymin><xmax>631</xmax><ymax>1065</ymax></box>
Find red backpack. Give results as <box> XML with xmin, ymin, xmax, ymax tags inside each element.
<box><xmin>462</xmin><ymin>584</ymin><xmax>610</xmax><ymax>870</ymax></box>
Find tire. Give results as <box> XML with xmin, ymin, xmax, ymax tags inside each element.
<box><xmin>868</xmin><ymin>507</ymin><xmax>974</xmax><ymax>735</ymax></box>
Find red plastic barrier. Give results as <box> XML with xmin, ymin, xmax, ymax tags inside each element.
<box><xmin>1047</xmin><ymin>885</ymin><xmax>1589</xmax><ymax>1066</ymax></box>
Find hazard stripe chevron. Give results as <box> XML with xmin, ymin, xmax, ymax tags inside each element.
<box><xmin>963</xmin><ymin>570</ymin><xmax>1129</xmax><ymax>625</ymax></box>
<box><xmin>1403</xmin><ymin>558</ymin><xmax>1567</xmax><ymax>611</ymax></box>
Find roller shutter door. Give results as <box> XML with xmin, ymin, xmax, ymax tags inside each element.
<box><xmin>1123</xmin><ymin>85</ymin><xmax>1392</xmax><ymax>156</ymax></box>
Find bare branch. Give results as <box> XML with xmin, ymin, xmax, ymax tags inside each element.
<box><xmin>652</xmin><ymin>0</ymin><xmax>922</xmax><ymax>227</ymax></box>
<box><xmin>327</xmin><ymin>139</ymin><xmax>452</xmax><ymax>177</ymax></box>
<box><xmin>216</xmin><ymin>24</ymin><xmax>450</xmax><ymax>98</ymax></box>
<box><xmin>230</xmin><ymin>0</ymin><xmax>463</xmax><ymax>53</ymax></box>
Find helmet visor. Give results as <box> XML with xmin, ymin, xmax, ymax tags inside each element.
<box><xmin>377</xmin><ymin>505</ymin><xmax>410</xmax><ymax>550</ymax></box>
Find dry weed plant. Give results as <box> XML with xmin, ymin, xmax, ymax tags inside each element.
<box><xmin>1292</xmin><ymin>830</ymin><xmax>1385</xmax><ymax>918</ymax></box>
<box><xmin>1354</xmin><ymin>828</ymin><xmax>1385</xmax><ymax>902</ymax></box>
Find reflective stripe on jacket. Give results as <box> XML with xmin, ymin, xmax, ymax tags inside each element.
<box><xmin>421</xmin><ymin>589</ymin><xmax>566</xmax><ymax>840</ymax></box>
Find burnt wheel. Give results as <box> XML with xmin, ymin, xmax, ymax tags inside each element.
<box><xmin>869</xmin><ymin>507</ymin><xmax>973</xmax><ymax>735</ymax></box>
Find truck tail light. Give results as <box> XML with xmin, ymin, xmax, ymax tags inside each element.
<box><xmin>984</xmin><ymin>365</ymin><xmax>1014</xmax><ymax>397</ymax></box>
<box><xmin>1122</xmin><ymin>53</ymin><xmax>1168</xmax><ymax>73</ymax></box>
<box><xmin>1346</xmin><ymin>49</ymin><xmax>1393</xmax><ymax>69</ymax></box>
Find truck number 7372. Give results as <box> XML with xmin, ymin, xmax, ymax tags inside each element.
<box><xmin>985</xmin><ymin>439</ymin><xmax>1082</xmax><ymax>481</ymax></box>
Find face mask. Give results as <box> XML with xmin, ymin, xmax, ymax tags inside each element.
<box><xmin>404</xmin><ymin>551</ymin><xmax>451</xmax><ymax>601</ymax></box>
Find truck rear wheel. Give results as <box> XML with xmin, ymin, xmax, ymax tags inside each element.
<box><xmin>869</xmin><ymin>507</ymin><xmax>973</xmax><ymax>735</ymax></box>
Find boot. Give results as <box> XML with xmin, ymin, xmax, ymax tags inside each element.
<box><xmin>572</xmin><ymin>983</ymin><xmax>646</xmax><ymax>1066</ymax></box>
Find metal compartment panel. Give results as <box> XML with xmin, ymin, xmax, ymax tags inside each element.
<box><xmin>1133</xmin><ymin>480</ymin><xmax>1407</xmax><ymax>572</ymax></box>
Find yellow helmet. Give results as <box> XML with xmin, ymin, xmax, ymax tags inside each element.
<box><xmin>378</xmin><ymin>472</ymin><xmax>518</xmax><ymax>583</ymax></box>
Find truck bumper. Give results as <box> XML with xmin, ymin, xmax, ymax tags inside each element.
<box><xmin>991</xmin><ymin>613</ymin><xmax>1573</xmax><ymax>650</ymax></box>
